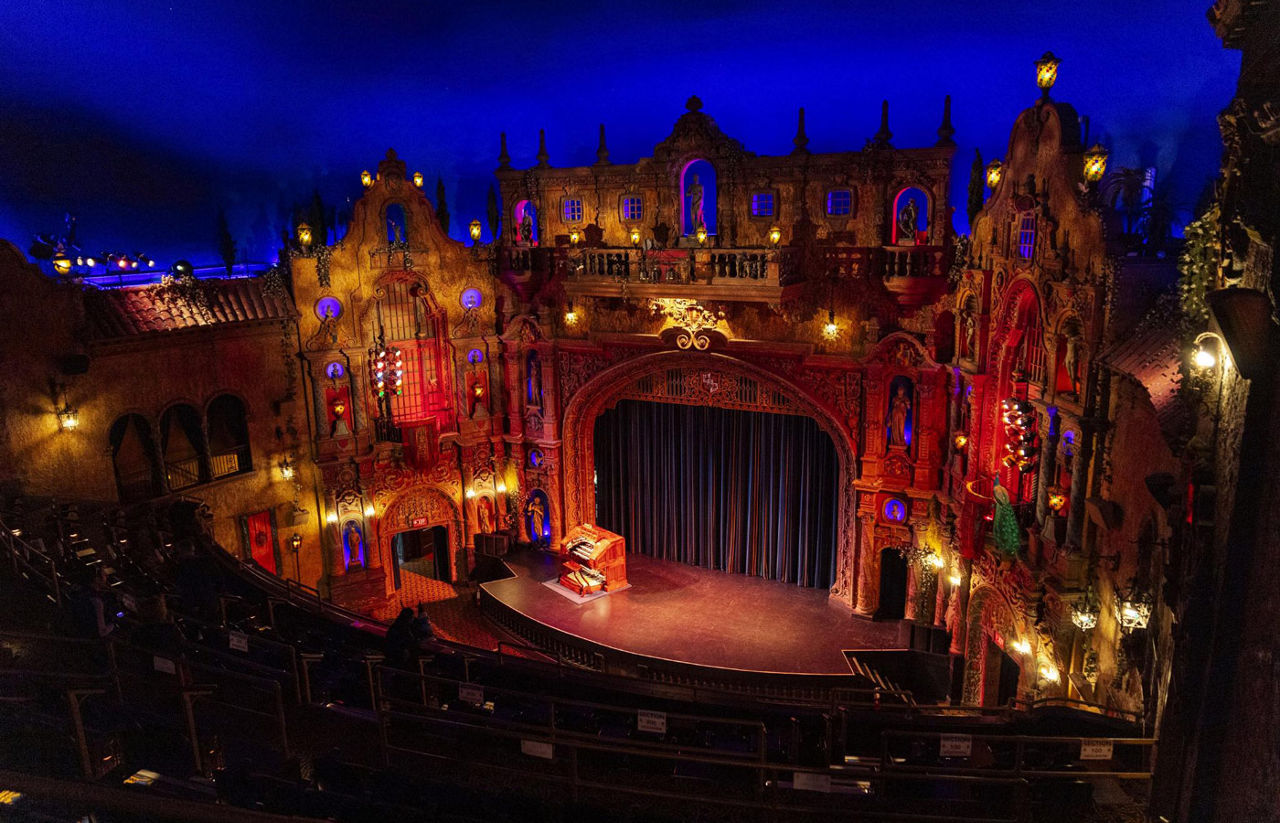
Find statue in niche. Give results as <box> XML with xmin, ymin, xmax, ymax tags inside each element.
<box><xmin>888</xmin><ymin>383</ymin><xmax>912</xmax><ymax>448</ymax></box>
<box><xmin>343</xmin><ymin>521</ymin><xmax>364</xmax><ymax>568</ymax></box>
<box><xmin>526</xmin><ymin>352</ymin><xmax>543</xmax><ymax>408</ymax></box>
<box><xmin>476</xmin><ymin>497</ymin><xmax>495</xmax><ymax>535</ymax></box>
<box><xmin>1064</xmin><ymin>335</ymin><xmax>1082</xmax><ymax>396</ymax></box>
<box><xmin>526</xmin><ymin>496</ymin><xmax>547</xmax><ymax>544</ymax></box>
<box><xmin>962</xmin><ymin>312</ymin><xmax>977</xmax><ymax>358</ymax></box>
<box><xmin>330</xmin><ymin>399</ymin><xmax>351</xmax><ymax>438</ymax></box>
<box><xmin>520</xmin><ymin>211</ymin><xmax>534</xmax><ymax>246</ymax></box>
<box><xmin>687</xmin><ymin>174</ymin><xmax>705</xmax><ymax>232</ymax></box>
<box><xmin>897</xmin><ymin>198</ymin><xmax>918</xmax><ymax>245</ymax></box>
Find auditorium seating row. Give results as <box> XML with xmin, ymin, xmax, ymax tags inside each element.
<box><xmin>0</xmin><ymin>493</ymin><xmax>1153</xmax><ymax>822</ymax></box>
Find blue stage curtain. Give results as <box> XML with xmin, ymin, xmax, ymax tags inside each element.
<box><xmin>593</xmin><ymin>399</ymin><xmax>838</xmax><ymax>588</ymax></box>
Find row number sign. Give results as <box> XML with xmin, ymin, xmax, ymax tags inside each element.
<box><xmin>939</xmin><ymin>734</ymin><xmax>973</xmax><ymax>758</ymax></box>
<box><xmin>1080</xmin><ymin>740</ymin><xmax>1114</xmax><ymax>760</ymax></box>
<box><xmin>637</xmin><ymin>710</ymin><xmax>667</xmax><ymax>734</ymax></box>
<box><xmin>459</xmin><ymin>683</ymin><xmax>484</xmax><ymax>707</ymax></box>
<box><xmin>229</xmin><ymin>631</ymin><xmax>250</xmax><ymax>652</ymax></box>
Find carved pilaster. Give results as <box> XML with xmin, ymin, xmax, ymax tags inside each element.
<box><xmin>856</xmin><ymin>516</ymin><xmax>880</xmax><ymax>616</ymax></box>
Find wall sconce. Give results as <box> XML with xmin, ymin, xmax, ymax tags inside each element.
<box><xmin>695</xmin><ymin>226</ymin><xmax>708</xmax><ymax>246</ymax></box>
<box><xmin>56</xmin><ymin>403</ymin><xmax>80</xmax><ymax>432</ymax></box>
<box><xmin>1047</xmin><ymin>487</ymin><xmax>1067</xmax><ymax>513</ymax></box>
<box><xmin>953</xmin><ymin>433</ymin><xmax>969</xmax><ymax>451</ymax></box>
<box><xmin>1071</xmin><ymin>597</ymin><xmax>1099</xmax><ymax>631</ymax></box>
<box><xmin>1116</xmin><ymin>586</ymin><xmax>1153</xmax><ymax>632</ymax></box>
<box><xmin>1035</xmin><ymin>51</ymin><xmax>1061</xmax><ymax>95</ymax></box>
<box><xmin>496</xmin><ymin>478</ymin><xmax>508</xmax><ymax>494</ymax></box>
<box><xmin>469</xmin><ymin>220</ymin><xmax>483</xmax><ymax>243</ymax></box>
<box><xmin>569</xmin><ymin>228</ymin><xmax>581</xmax><ymax>246</ymax></box>
<box><xmin>1082</xmin><ymin>144</ymin><xmax>1108</xmax><ymax>184</ymax></box>
<box><xmin>925</xmin><ymin>553</ymin><xmax>945</xmax><ymax>571</ymax></box>
<box><xmin>1207</xmin><ymin>287</ymin><xmax>1272</xmax><ymax>380</ymax></box>
<box><xmin>363</xmin><ymin>504</ymin><xmax>376</xmax><ymax>518</ymax></box>
<box><xmin>768</xmin><ymin>226</ymin><xmax>782</xmax><ymax>247</ymax></box>
<box><xmin>629</xmin><ymin>227</ymin><xmax>641</xmax><ymax>247</ymax></box>
<box><xmin>296</xmin><ymin>222</ymin><xmax>312</xmax><ymax>249</ymax></box>
<box><xmin>465</xmin><ymin>487</ymin><xmax>477</xmax><ymax>500</ymax></box>
<box><xmin>948</xmin><ymin>570</ymin><xmax>963</xmax><ymax>587</ymax></box>
<box><xmin>54</xmin><ymin>384</ymin><xmax>78</xmax><ymax>431</ymax></box>
<box><xmin>985</xmin><ymin>159</ymin><xmax>1003</xmax><ymax>189</ymax></box>
<box><xmin>279</xmin><ymin>456</ymin><xmax>296</xmax><ymax>482</ymax></box>
<box><xmin>413</xmin><ymin>172</ymin><xmax>424</xmax><ymax>188</ymax></box>
<box><xmin>564</xmin><ymin>300</ymin><xmax>578</xmax><ymax>325</ymax></box>
<box><xmin>1192</xmin><ymin>331</ymin><xmax>1222</xmax><ymax>371</ymax></box>
<box><xmin>1038</xmin><ymin>663</ymin><xmax>1060</xmax><ymax>683</ymax></box>
<box><xmin>360</xmin><ymin>170</ymin><xmax>373</xmax><ymax>188</ymax></box>
<box><xmin>822</xmin><ymin>310</ymin><xmax>840</xmax><ymax>340</ymax></box>
<box><xmin>325</xmin><ymin>510</ymin><xmax>338</xmax><ymax>525</ymax></box>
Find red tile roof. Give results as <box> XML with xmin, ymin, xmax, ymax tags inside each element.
<box><xmin>1103</xmin><ymin>320</ymin><xmax>1191</xmax><ymax>446</ymax></box>
<box><xmin>84</xmin><ymin>278</ymin><xmax>295</xmax><ymax>339</ymax></box>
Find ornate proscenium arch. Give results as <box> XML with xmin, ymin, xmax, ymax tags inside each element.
<box><xmin>560</xmin><ymin>351</ymin><xmax>861</xmax><ymax>604</ymax></box>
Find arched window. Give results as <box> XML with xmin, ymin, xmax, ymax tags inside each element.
<box><xmin>386</xmin><ymin>204</ymin><xmax>408</xmax><ymax>245</ymax></box>
<box><xmin>1017</xmin><ymin>212</ymin><xmax>1036</xmax><ymax>259</ymax></box>
<box><xmin>207</xmin><ymin>394</ymin><xmax>251</xmax><ymax>478</ymax></box>
<box><xmin>160</xmin><ymin>404</ymin><xmax>207</xmax><ymax>490</ymax></box>
<box><xmin>109</xmin><ymin>414</ymin><xmax>161</xmax><ymax>503</ymax></box>
<box><xmin>681</xmin><ymin>159</ymin><xmax>717</xmax><ymax>236</ymax></box>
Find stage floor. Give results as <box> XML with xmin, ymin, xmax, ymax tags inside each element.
<box><xmin>481</xmin><ymin>550</ymin><xmax>902</xmax><ymax>675</ymax></box>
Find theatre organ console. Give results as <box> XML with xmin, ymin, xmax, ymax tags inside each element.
<box><xmin>558</xmin><ymin>524</ymin><xmax>628</xmax><ymax>595</ymax></box>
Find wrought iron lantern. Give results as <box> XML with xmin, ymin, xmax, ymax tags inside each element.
<box><xmin>1082</xmin><ymin>144</ymin><xmax>1109</xmax><ymax>184</ymax></box>
<box><xmin>985</xmin><ymin>159</ymin><xmax>1003</xmax><ymax>189</ymax></box>
<box><xmin>1035</xmin><ymin>51</ymin><xmax>1061</xmax><ymax>94</ymax></box>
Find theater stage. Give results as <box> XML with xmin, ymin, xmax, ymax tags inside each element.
<box><xmin>479</xmin><ymin>549</ymin><xmax>905</xmax><ymax>676</ymax></box>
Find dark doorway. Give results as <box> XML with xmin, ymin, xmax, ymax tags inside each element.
<box><xmin>996</xmin><ymin>644</ymin><xmax>1021</xmax><ymax>706</ymax></box>
<box><xmin>391</xmin><ymin>526</ymin><xmax>450</xmax><ymax>588</ymax></box>
<box><xmin>876</xmin><ymin>548</ymin><xmax>908</xmax><ymax>619</ymax></box>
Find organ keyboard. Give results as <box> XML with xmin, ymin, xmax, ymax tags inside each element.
<box><xmin>557</xmin><ymin>523</ymin><xmax>627</xmax><ymax>596</ymax></box>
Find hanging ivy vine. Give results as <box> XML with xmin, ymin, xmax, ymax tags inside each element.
<box><xmin>1177</xmin><ymin>205</ymin><xmax>1220</xmax><ymax>328</ymax></box>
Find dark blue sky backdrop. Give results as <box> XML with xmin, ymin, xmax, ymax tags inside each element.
<box><xmin>0</xmin><ymin>0</ymin><xmax>1238</xmax><ymax>266</ymax></box>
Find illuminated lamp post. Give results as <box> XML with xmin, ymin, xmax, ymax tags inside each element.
<box><xmin>469</xmin><ymin>219</ymin><xmax>483</xmax><ymax>245</ymax></box>
<box><xmin>768</xmin><ymin>226</ymin><xmax>782</xmax><ymax>247</ymax></box>
<box><xmin>1082</xmin><ymin>144</ymin><xmax>1108</xmax><ymax>185</ymax></box>
<box><xmin>361</xmin><ymin>170</ymin><xmax>373</xmax><ymax>188</ymax></box>
<box><xmin>288</xmin><ymin>534</ymin><xmax>302</xmax><ymax>580</ymax></box>
<box><xmin>629</xmin><ymin>227</ymin><xmax>642</xmax><ymax>248</ymax></box>
<box><xmin>568</xmin><ymin>228</ymin><xmax>581</xmax><ymax>247</ymax></box>
<box><xmin>296</xmin><ymin>222</ymin><xmax>313</xmax><ymax>250</ymax></box>
<box><xmin>413</xmin><ymin>172</ymin><xmax>424</xmax><ymax>188</ymax></box>
<box><xmin>985</xmin><ymin>159</ymin><xmax>1003</xmax><ymax>190</ymax></box>
<box><xmin>695</xmin><ymin>226</ymin><xmax>708</xmax><ymax>246</ymax></box>
<box><xmin>1035</xmin><ymin>51</ymin><xmax>1061</xmax><ymax>98</ymax></box>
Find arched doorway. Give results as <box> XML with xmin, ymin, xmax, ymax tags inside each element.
<box><xmin>378</xmin><ymin>486</ymin><xmax>463</xmax><ymax>585</ymax></box>
<box><xmin>962</xmin><ymin>586</ymin><xmax>1028</xmax><ymax>706</ymax></box>
<box><xmin>561</xmin><ymin>351</ymin><xmax>859</xmax><ymax>603</ymax></box>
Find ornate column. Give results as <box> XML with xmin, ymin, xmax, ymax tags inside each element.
<box><xmin>855</xmin><ymin>516</ymin><xmax>880</xmax><ymax>616</ymax></box>
<box><xmin>950</xmin><ymin>559</ymin><xmax>972</xmax><ymax>655</ymax></box>
<box><xmin>1064</xmin><ymin>422</ymin><xmax>1090</xmax><ymax>548</ymax></box>
<box><xmin>1034</xmin><ymin>411</ymin><xmax>1060</xmax><ymax>526</ymax></box>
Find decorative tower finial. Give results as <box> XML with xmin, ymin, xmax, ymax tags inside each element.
<box><xmin>595</xmin><ymin>123</ymin><xmax>610</xmax><ymax>166</ymax></box>
<box><xmin>792</xmin><ymin>107</ymin><xmax>810</xmax><ymax>155</ymax></box>
<box><xmin>536</xmin><ymin>129</ymin><xmax>549</xmax><ymax>168</ymax></box>
<box><xmin>871</xmin><ymin>100</ymin><xmax>893</xmax><ymax>148</ymax></box>
<box><xmin>497</xmin><ymin>132</ymin><xmax>511</xmax><ymax>170</ymax></box>
<box><xmin>936</xmin><ymin>95</ymin><xmax>956</xmax><ymax>147</ymax></box>
<box><xmin>685</xmin><ymin>95</ymin><xmax>703</xmax><ymax>112</ymax></box>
